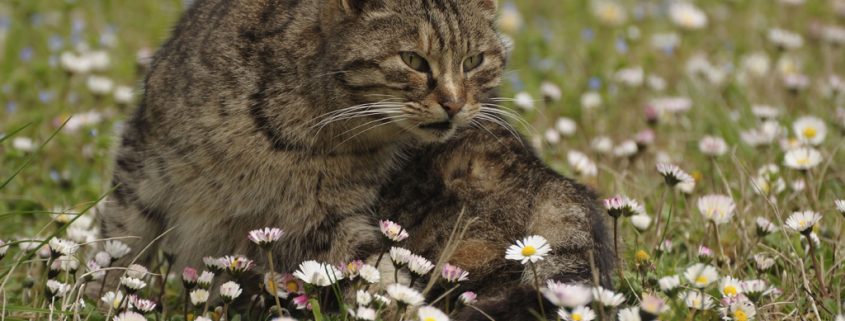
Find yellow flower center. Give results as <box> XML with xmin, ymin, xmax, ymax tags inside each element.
<box><xmin>521</xmin><ymin>246</ymin><xmax>537</xmax><ymax>256</ymax></box>
<box><xmin>695</xmin><ymin>276</ymin><xmax>708</xmax><ymax>285</ymax></box>
<box><xmin>286</xmin><ymin>280</ymin><xmax>299</xmax><ymax>293</ymax></box>
<box><xmin>803</xmin><ymin>127</ymin><xmax>817</xmax><ymax>139</ymax></box>
<box><xmin>635</xmin><ymin>250</ymin><xmax>650</xmax><ymax>262</ymax></box>
<box><xmin>571</xmin><ymin>313</ymin><xmax>583</xmax><ymax>321</ymax></box>
<box><xmin>723</xmin><ymin>285</ymin><xmax>737</xmax><ymax>296</ymax></box>
<box><xmin>799</xmin><ymin>220</ymin><xmax>807</xmax><ymax>228</ymax></box>
<box><xmin>797</xmin><ymin>157</ymin><xmax>809</xmax><ymax>166</ymax></box>
<box><xmin>734</xmin><ymin>310</ymin><xmax>748</xmax><ymax>321</ymax></box>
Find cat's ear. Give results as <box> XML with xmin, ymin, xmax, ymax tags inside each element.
<box><xmin>321</xmin><ymin>0</ymin><xmax>369</xmax><ymax>23</ymax></box>
<box><xmin>473</xmin><ymin>0</ymin><xmax>498</xmax><ymax>18</ymax></box>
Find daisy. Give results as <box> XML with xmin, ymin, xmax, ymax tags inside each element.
<box><xmin>220</xmin><ymin>281</ymin><xmax>242</xmax><ymax>302</ymax></box>
<box><xmin>130</xmin><ymin>296</ymin><xmax>157</xmax><ymax>313</ymax></box>
<box><xmin>658</xmin><ymin>275</ymin><xmax>681</xmax><ymax>293</ymax></box>
<box><xmin>613</xmin><ymin>140</ymin><xmax>639</xmax><ymax>158</ymax></box>
<box><xmin>417</xmin><ymin>306</ymin><xmax>449</xmax><ymax>321</ymax></box>
<box><xmin>684</xmin><ymin>263</ymin><xmax>719</xmax><ymax>288</ymax></box>
<box><xmin>630</xmin><ymin>214</ymin><xmax>652</xmax><ymax>232</ymax></box>
<box><xmin>656</xmin><ymin>163</ymin><xmax>694</xmax><ymax>187</ymax></box>
<box><xmin>755</xmin><ymin>217</ymin><xmax>776</xmax><ymax>237</ymax></box>
<box><xmin>785</xmin><ymin>210</ymin><xmax>822</xmax><ymax>234</ymax></box>
<box><xmin>459</xmin><ymin>291</ymin><xmax>477</xmax><ymax>304</ymax></box>
<box><xmin>197</xmin><ymin>271</ymin><xmax>214</xmax><ymax>288</ymax></box>
<box><xmin>373</xmin><ymin>293</ymin><xmax>391</xmax><ymax>306</ymax></box>
<box><xmin>379</xmin><ymin>220</ymin><xmax>409</xmax><ymax>242</ymax></box>
<box><xmin>104</xmin><ymin>240</ymin><xmax>131</xmax><ymax>261</ymax></box>
<box><xmin>114</xmin><ymin>86</ymin><xmax>135</xmax><ymax>105</ymax></box>
<box><xmin>669</xmin><ymin>2</ymin><xmax>708</xmax><ymax>30</ymax></box>
<box><xmin>48</xmin><ymin>238</ymin><xmax>79</xmax><ymax>257</ymax></box>
<box><xmin>568</xmin><ymin>151</ymin><xmax>597</xmax><ymax>177</ymax></box>
<box><xmin>203</xmin><ymin>256</ymin><xmax>226</xmax><ymax>272</ymax></box>
<box><xmin>698</xmin><ymin>136</ymin><xmax>728</xmax><ymax>157</ymax></box>
<box><xmin>126</xmin><ymin>264</ymin><xmax>149</xmax><ymax>279</ymax></box>
<box><xmin>741</xmin><ymin>280</ymin><xmax>771</xmax><ymax>302</ymax></box>
<box><xmin>182</xmin><ymin>267</ymin><xmax>198</xmax><ymax>288</ymax></box>
<box><xmin>248</xmin><ymin>227</ymin><xmax>284</xmax><ymax>248</ymax></box>
<box><xmin>591</xmin><ymin>0</ymin><xmax>628</xmax><ymax>26</ymax></box>
<box><xmin>386</xmin><ymin>283</ymin><xmax>425</xmax><ymax>307</ymax></box>
<box><xmin>46</xmin><ymin>279</ymin><xmax>71</xmax><ymax>298</ymax></box>
<box><xmin>545</xmin><ymin>129</ymin><xmax>561</xmax><ymax>144</ymax></box>
<box><xmin>792</xmin><ymin>116</ymin><xmax>827</xmax><ymax>145</ymax></box>
<box><xmin>264</xmin><ymin>272</ymin><xmax>287</xmax><ymax>298</ymax></box>
<box><xmin>113</xmin><ymin>311</ymin><xmax>147</xmax><ymax>321</ymax></box>
<box><xmin>293</xmin><ymin>260</ymin><xmax>344</xmax><ymax>286</ymax></box>
<box><xmin>505</xmin><ymin>235</ymin><xmax>551</xmax><ymax>264</ymax></box>
<box><xmin>389</xmin><ymin>247</ymin><xmax>412</xmax><ymax>265</ymax></box>
<box><xmin>697</xmin><ymin>194</ymin><xmax>735</xmax><ymax>224</ymax></box>
<box><xmin>592</xmin><ymin>287</ymin><xmax>624</xmax><ymax>307</ymax></box>
<box><xmin>556</xmin><ymin>117</ymin><xmax>578</xmax><ymax>136</ymax></box>
<box><xmin>356</xmin><ymin>290</ymin><xmax>372</xmax><ymax>306</ymax></box>
<box><xmin>768</xmin><ymin>28</ymin><xmax>804</xmax><ymax>49</ymax></box>
<box><xmin>617</xmin><ymin>307</ymin><xmax>641</xmax><ymax>321</ymax></box>
<box><xmin>559</xmin><ymin>305</ymin><xmax>596</xmax><ymax>321</ymax></box>
<box><xmin>514</xmin><ymin>92</ymin><xmax>534</xmax><ymax>110</ymax></box>
<box><xmin>836</xmin><ymin>200</ymin><xmax>845</xmax><ymax>216</ymax></box>
<box><xmin>359</xmin><ymin>264</ymin><xmax>380</xmax><ymax>284</ymax></box>
<box><xmin>783</xmin><ymin>147</ymin><xmax>822</xmax><ymax>170</ymax></box>
<box><xmin>603</xmin><ymin>195</ymin><xmax>643</xmax><ymax>218</ymax></box>
<box><xmin>640</xmin><ymin>293</ymin><xmax>668</xmax><ymax>316</ymax></box>
<box><xmin>753</xmin><ymin>254</ymin><xmax>775</xmax><ymax>271</ymax></box>
<box><xmin>293</xmin><ymin>294</ymin><xmax>311</xmax><ymax>310</ymax></box>
<box><xmin>352</xmin><ymin>306</ymin><xmax>377</xmax><ymax>320</ymax></box>
<box><xmin>102</xmin><ymin>291</ymin><xmax>127</xmax><ymax>310</ymax></box>
<box><xmin>721</xmin><ymin>299</ymin><xmax>756</xmax><ymax>321</ymax></box>
<box><xmin>408</xmin><ymin>254</ymin><xmax>434</xmax><ymax>276</ymax></box>
<box><xmin>342</xmin><ymin>260</ymin><xmax>363</xmax><ymax>279</ymax></box>
<box><xmin>190</xmin><ymin>289</ymin><xmax>209</xmax><ymax>306</ymax></box>
<box><xmin>441</xmin><ymin>263</ymin><xmax>469</xmax><ymax>283</ymax></box>
<box><xmin>86</xmin><ymin>75</ymin><xmax>114</xmax><ymax>95</ymax></box>
<box><xmin>86</xmin><ymin>260</ymin><xmax>105</xmax><ymax>280</ymax></box>
<box><xmin>751</xmin><ymin>105</ymin><xmax>780</xmax><ymax>119</ymax></box>
<box><xmin>222</xmin><ymin>255</ymin><xmax>255</xmax><ymax>276</ymax></box>
<box><xmin>542</xmin><ymin>281</ymin><xmax>593</xmax><ymax>308</ymax></box>
<box><xmin>120</xmin><ymin>277</ymin><xmax>147</xmax><ymax>293</ymax></box>
<box><xmin>541</xmin><ymin>82</ymin><xmax>562</xmax><ymax>102</ymax></box>
<box><xmin>719</xmin><ymin>276</ymin><xmax>743</xmax><ymax>298</ymax></box>
<box><xmin>681</xmin><ymin>291</ymin><xmax>714</xmax><ymax>310</ymax></box>
<box><xmin>52</xmin><ymin>256</ymin><xmax>80</xmax><ymax>273</ymax></box>
<box><xmin>591</xmin><ymin>136</ymin><xmax>613</xmax><ymax>154</ymax></box>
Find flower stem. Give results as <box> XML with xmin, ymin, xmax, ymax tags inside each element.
<box><xmin>529</xmin><ymin>262</ymin><xmax>546</xmax><ymax>318</ymax></box>
<box><xmin>266</xmin><ymin>250</ymin><xmax>285</xmax><ymax>316</ymax></box>
<box><xmin>183</xmin><ymin>288</ymin><xmax>189</xmax><ymax>321</ymax></box>
<box><xmin>807</xmin><ymin>238</ymin><xmax>828</xmax><ymax>297</ymax></box>
<box><xmin>222</xmin><ymin>303</ymin><xmax>230</xmax><ymax>321</ymax></box>
<box><xmin>657</xmin><ymin>190</ymin><xmax>676</xmax><ymax>249</ymax></box>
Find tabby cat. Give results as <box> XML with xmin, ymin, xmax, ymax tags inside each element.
<box><xmin>100</xmin><ymin>0</ymin><xmax>612</xmax><ymax>319</ymax></box>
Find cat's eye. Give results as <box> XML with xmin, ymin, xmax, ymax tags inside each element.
<box><xmin>401</xmin><ymin>52</ymin><xmax>430</xmax><ymax>72</ymax></box>
<box><xmin>463</xmin><ymin>54</ymin><xmax>484</xmax><ymax>72</ymax></box>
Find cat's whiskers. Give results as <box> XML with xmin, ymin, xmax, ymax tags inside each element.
<box><xmin>330</xmin><ymin>115</ymin><xmax>408</xmax><ymax>152</ymax></box>
<box><xmin>479</xmin><ymin>104</ymin><xmax>535</xmax><ymax>134</ymax></box>
<box><xmin>473</xmin><ymin>113</ymin><xmax>523</xmax><ymax>146</ymax></box>
<box><xmin>311</xmin><ymin>104</ymin><xmax>405</xmax><ymax>137</ymax></box>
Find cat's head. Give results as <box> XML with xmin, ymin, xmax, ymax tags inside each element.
<box><xmin>319</xmin><ymin>0</ymin><xmax>508</xmax><ymax>143</ymax></box>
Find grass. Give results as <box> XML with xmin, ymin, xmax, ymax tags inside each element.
<box><xmin>1</xmin><ymin>0</ymin><xmax>845</xmax><ymax>320</ymax></box>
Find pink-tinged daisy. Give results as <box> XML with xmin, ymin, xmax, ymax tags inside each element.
<box><xmin>220</xmin><ymin>281</ymin><xmax>242</xmax><ymax>302</ymax></box>
<box><xmin>264</xmin><ymin>272</ymin><xmax>287</xmax><ymax>298</ymax></box>
<box><xmin>785</xmin><ymin>210</ymin><xmax>822</xmax><ymax>234</ymax></box>
<box><xmin>558</xmin><ymin>305</ymin><xmax>596</xmax><ymax>321</ymax></box>
<box><xmin>222</xmin><ymin>255</ymin><xmax>255</xmax><ymax>277</ymax></box>
<box><xmin>86</xmin><ymin>260</ymin><xmax>105</xmax><ymax>280</ymax></box>
<box><xmin>459</xmin><ymin>291</ymin><xmax>478</xmax><ymax>304</ymax></box>
<box><xmin>542</xmin><ymin>281</ymin><xmax>592</xmax><ymax>308</ymax></box>
<box><xmin>640</xmin><ymin>293</ymin><xmax>668</xmax><ymax>317</ymax></box>
<box><xmin>293</xmin><ymin>294</ymin><xmax>311</xmax><ymax>310</ymax></box>
<box><xmin>603</xmin><ymin>196</ymin><xmax>643</xmax><ymax>218</ymax></box>
<box><xmin>699</xmin><ymin>136</ymin><xmax>728</xmax><ymax>157</ymax></box>
<box><xmin>248</xmin><ymin>227</ymin><xmax>284</xmax><ymax>248</ymax></box>
<box><xmin>341</xmin><ymin>260</ymin><xmax>364</xmax><ymax>280</ymax></box>
<box><xmin>505</xmin><ymin>235</ymin><xmax>551</xmax><ymax>264</ymax></box>
<box><xmin>697</xmin><ymin>194</ymin><xmax>735</xmax><ymax>225</ymax></box>
<box><xmin>656</xmin><ymin>163</ymin><xmax>694</xmax><ymax>187</ymax></box>
<box><xmin>697</xmin><ymin>245</ymin><xmax>713</xmax><ymax>261</ymax></box>
<box><xmin>441</xmin><ymin>263</ymin><xmax>469</xmax><ymax>283</ymax></box>
<box><xmin>197</xmin><ymin>271</ymin><xmax>214</xmax><ymax>289</ymax></box>
<box><xmin>379</xmin><ymin>220</ymin><xmax>409</xmax><ymax>242</ymax></box>
<box><xmin>182</xmin><ymin>267</ymin><xmax>198</xmax><ymax>289</ymax></box>
<box><xmin>129</xmin><ymin>295</ymin><xmax>157</xmax><ymax>313</ymax></box>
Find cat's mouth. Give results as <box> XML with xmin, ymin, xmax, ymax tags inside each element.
<box><xmin>418</xmin><ymin>121</ymin><xmax>453</xmax><ymax>132</ymax></box>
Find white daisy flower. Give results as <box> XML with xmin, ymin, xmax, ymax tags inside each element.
<box><xmin>753</xmin><ymin>254</ymin><xmax>775</xmax><ymax>271</ymax></box>
<box><xmin>379</xmin><ymin>220</ymin><xmax>409</xmax><ymax>242</ymax></box>
<box><xmin>591</xmin><ymin>0</ymin><xmax>628</xmax><ymax>26</ymax></box>
<box><xmin>95</xmin><ymin>252</ymin><xmax>112</xmax><ymax>268</ymax></box>
<box><xmin>785</xmin><ymin>210</ymin><xmax>821</xmax><ymax>234</ymax></box>
<box><xmin>222</xmin><ymin>255</ymin><xmax>256</xmax><ymax>276</ymax></box>
<box><xmin>356</xmin><ymin>290</ymin><xmax>372</xmax><ymax>306</ymax></box>
<box><xmin>720</xmin><ymin>299</ymin><xmax>756</xmax><ymax>321</ymax></box>
<box><xmin>220</xmin><ymin>281</ymin><xmax>243</xmax><ymax>302</ymax></box>
<box><xmin>592</xmin><ymin>287</ymin><xmax>624</xmax><ymax>307</ymax></box>
<box><xmin>130</xmin><ymin>296</ymin><xmax>157</xmax><ymax>313</ymax></box>
<box><xmin>459</xmin><ymin>291</ymin><xmax>477</xmax><ymax>304</ymax></box>
<box><xmin>697</xmin><ymin>194</ymin><xmax>735</xmax><ymax>224</ymax></box>
<box><xmin>86</xmin><ymin>75</ymin><xmax>114</xmax><ymax>95</ymax></box>
<box><xmin>768</xmin><ymin>28</ymin><xmax>804</xmax><ymax>49</ymax></box>
<box><xmin>544</xmin><ymin>128</ymin><xmax>561</xmax><ymax>144</ymax></box>
<box><xmin>684</xmin><ymin>263</ymin><xmax>719</xmax><ymax>288</ymax></box>
<box><xmin>656</xmin><ymin>163</ymin><xmax>694</xmax><ymax>187</ymax></box>
<box><xmin>248</xmin><ymin>227</ymin><xmax>284</xmax><ymax>247</ymax></box>
<box><xmin>542</xmin><ymin>281</ymin><xmax>593</xmax><ymax>308</ymax></box>
<box><xmin>555</xmin><ymin>117</ymin><xmax>578</xmax><ymax>137</ymax></box>
<box><xmin>568</xmin><ymin>151</ymin><xmax>597</xmax><ymax>177</ymax></box>
<box><xmin>408</xmin><ymin>254</ymin><xmax>434</xmax><ymax>276</ymax></box>
<box><xmin>417</xmin><ymin>306</ymin><xmax>449</xmax><ymax>321</ymax></box>
<box><xmin>514</xmin><ymin>92</ymin><xmax>534</xmax><ymax>110</ymax></box>
<box><xmin>359</xmin><ymin>264</ymin><xmax>380</xmax><ymax>284</ymax></box>
<box><xmin>559</xmin><ymin>305</ymin><xmax>596</xmax><ymax>321</ymax></box>
<box><xmin>630</xmin><ymin>214</ymin><xmax>652</xmax><ymax>232</ymax></box>
<box><xmin>836</xmin><ymin>200</ymin><xmax>845</xmax><ymax>215</ymax></box>
<box><xmin>613</xmin><ymin>140</ymin><xmax>639</xmax><ymax>158</ymax></box>
<box><xmin>681</xmin><ymin>291</ymin><xmax>714</xmax><ymax>310</ymax></box>
<box><xmin>352</xmin><ymin>306</ymin><xmax>377</xmax><ymax>320</ymax></box>
<box><xmin>793</xmin><ymin>116</ymin><xmax>827</xmax><ymax>146</ymax></box>
<box><xmin>751</xmin><ymin>105</ymin><xmax>780</xmax><ymax>119</ymax></box>
<box><xmin>102</xmin><ymin>291</ymin><xmax>127</xmax><ymax>310</ymax></box>
<box><xmin>719</xmin><ymin>276</ymin><xmax>743</xmax><ymax>298</ymax></box>
<box><xmin>603</xmin><ymin>196</ymin><xmax>643</xmax><ymax>218</ymax></box>
<box><xmin>190</xmin><ymin>289</ymin><xmax>209</xmax><ymax>306</ymax></box>
<box><xmin>104</xmin><ymin>240</ymin><xmax>131</xmax><ymax>261</ymax></box>
<box><xmin>126</xmin><ymin>264</ymin><xmax>149</xmax><ymax>279</ymax></box>
<box><xmin>197</xmin><ymin>271</ymin><xmax>214</xmax><ymax>288</ymax></box>
<box><xmin>755</xmin><ymin>217</ymin><xmax>776</xmax><ymax>237</ymax></box>
<box><xmin>541</xmin><ymin>82</ymin><xmax>562</xmax><ymax>102</ymax></box>
<box><xmin>505</xmin><ymin>235</ymin><xmax>551</xmax><ymax>264</ymax></box>
<box><xmin>741</xmin><ymin>279</ymin><xmax>771</xmax><ymax>301</ymax></box>
<box><xmin>113</xmin><ymin>311</ymin><xmax>147</xmax><ymax>321</ymax></box>
<box><xmin>698</xmin><ymin>136</ymin><xmax>728</xmax><ymax>157</ymax></box>
<box><xmin>46</xmin><ymin>279</ymin><xmax>71</xmax><ymax>298</ymax></box>
<box><xmin>617</xmin><ymin>307</ymin><xmax>641</xmax><ymax>321</ymax></box>
<box><xmin>120</xmin><ymin>276</ymin><xmax>147</xmax><ymax>292</ymax></box>
<box><xmin>51</xmin><ymin>255</ymin><xmax>80</xmax><ymax>272</ymax></box>
<box><xmin>658</xmin><ymin>275</ymin><xmax>681</xmax><ymax>293</ymax></box>
<box><xmin>48</xmin><ymin>238</ymin><xmax>79</xmax><ymax>257</ymax></box>
<box><xmin>669</xmin><ymin>2</ymin><xmax>708</xmax><ymax>30</ymax></box>
<box><xmin>591</xmin><ymin>136</ymin><xmax>614</xmax><ymax>154</ymax></box>
<box><xmin>293</xmin><ymin>260</ymin><xmax>344</xmax><ymax>286</ymax></box>
<box><xmin>114</xmin><ymin>86</ymin><xmax>135</xmax><ymax>105</ymax></box>
<box><xmin>389</xmin><ymin>247</ymin><xmax>412</xmax><ymax>265</ymax></box>
<box><xmin>386</xmin><ymin>283</ymin><xmax>424</xmax><ymax>307</ymax></box>
<box><xmin>783</xmin><ymin>147</ymin><xmax>822</xmax><ymax>170</ymax></box>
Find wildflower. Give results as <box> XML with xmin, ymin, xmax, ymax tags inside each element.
<box><xmin>556</xmin><ymin>117</ymin><xmax>578</xmax><ymax>137</ymax></box>
<box><xmin>114</xmin><ymin>86</ymin><xmax>135</xmax><ymax>105</ymax></box>
<box><xmin>86</xmin><ymin>75</ymin><xmax>114</xmax><ymax>95</ymax></box>
<box><xmin>60</xmin><ymin>51</ymin><xmax>92</xmax><ymax>74</ymax></box>
<box><xmin>113</xmin><ymin>312</ymin><xmax>147</xmax><ymax>321</ymax></box>
<box><xmin>408</xmin><ymin>254</ymin><xmax>435</xmax><ymax>276</ymax></box>
<box><xmin>104</xmin><ymin>240</ymin><xmax>131</xmax><ymax>261</ymax></box>
<box><xmin>634</xmin><ymin>129</ymin><xmax>655</xmax><ymax>149</ymax></box>
<box><xmin>634</xmin><ymin>250</ymin><xmax>650</xmax><ymax>263</ymax></box>
<box><xmin>386</xmin><ymin>283</ymin><xmax>425</xmax><ymax>307</ymax></box>
<box><xmin>356</xmin><ymin>289</ymin><xmax>372</xmax><ymax>306</ymax></box>
<box><xmin>130</xmin><ymin>296</ymin><xmax>157</xmax><ymax>313</ymax></box>
<box><xmin>342</xmin><ymin>260</ymin><xmax>363</xmax><ymax>279</ymax></box>
<box><xmin>630</xmin><ymin>214</ymin><xmax>652</xmax><ymax>232</ymax></box>
<box><xmin>441</xmin><ymin>263</ymin><xmax>469</xmax><ymax>283</ymax></box>
<box><xmin>293</xmin><ymin>294</ymin><xmax>311</xmax><ymax>310</ymax></box>
<box><xmin>658</xmin><ymin>275</ymin><xmax>681</xmax><ymax>293</ymax></box>
<box><xmin>684</xmin><ymin>263</ymin><xmax>719</xmax><ymax>288</ymax></box>
<box><xmin>52</xmin><ymin>255</ymin><xmax>80</xmax><ymax>273</ymax></box>
<box><xmin>505</xmin><ymin>235</ymin><xmax>551</xmax><ymax>264</ymax></box>
<box><xmin>86</xmin><ymin>260</ymin><xmax>105</xmax><ymax>280</ymax></box>
<box><xmin>514</xmin><ymin>92</ymin><xmax>534</xmax><ymax>110</ymax></box>
<box><xmin>46</xmin><ymin>279</ymin><xmax>71</xmax><ymax>298</ymax></box>
<box><xmin>681</xmin><ymin>291</ymin><xmax>714</xmax><ymax>310</ymax></box>
<box><xmin>389</xmin><ymin>247</ymin><xmax>412</xmax><ymax>265</ymax></box>
<box><xmin>545</xmin><ymin>129</ymin><xmax>561</xmax><ymax>144</ymax></box>
<box><xmin>379</xmin><ymin>220</ymin><xmax>409</xmax><ymax>242</ymax></box>
<box><xmin>719</xmin><ymin>276</ymin><xmax>743</xmax><ymax>298</ymax></box>
<box><xmin>591</xmin><ymin>0</ymin><xmax>628</xmax><ymax>26</ymax></box>
<box><xmin>568</xmin><ymin>151</ymin><xmax>597</xmax><ymax>177</ymax></box>
<box><xmin>542</xmin><ymin>281</ymin><xmax>592</xmax><ymax>308</ymax></box>
<box><xmin>293</xmin><ymin>260</ymin><xmax>344</xmax><ymax>286</ymax></box>
<box><xmin>459</xmin><ymin>291</ymin><xmax>478</xmax><ymax>304</ymax></box>
<box><xmin>613</xmin><ymin>140</ymin><xmax>639</xmax><ymax>158</ymax></box>
<box><xmin>373</xmin><ymin>293</ymin><xmax>391</xmax><ymax>307</ymax></box>
<box><xmin>559</xmin><ymin>306</ymin><xmax>596</xmax><ymax>321</ymax></box>
<box><xmin>657</xmin><ymin>240</ymin><xmax>673</xmax><ymax>253</ymax></box>
<box><xmin>48</xmin><ymin>238</ymin><xmax>79</xmax><ymax>257</ymax></box>
<box><xmin>591</xmin><ymin>136</ymin><xmax>613</xmax><ymax>154</ymax></box>
<box><xmin>541</xmin><ymin>81</ymin><xmax>562</xmax><ymax>102</ymax></box>
<box><xmin>417</xmin><ymin>306</ymin><xmax>449</xmax><ymax>321</ymax></box>
<box><xmin>359</xmin><ymin>264</ymin><xmax>380</xmax><ymax>284</ymax></box>
<box><xmin>352</xmin><ymin>306</ymin><xmax>377</xmax><ymax>320</ymax></box>
<box><xmin>751</xmin><ymin>105</ymin><xmax>780</xmax><ymax>119</ymax></box>
<box><xmin>755</xmin><ymin>217</ymin><xmax>776</xmax><ymax>237</ymax></box>
<box><xmin>126</xmin><ymin>264</ymin><xmax>148</xmax><ymax>279</ymax></box>
<box><xmin>768</xmin><ymin>28</ymin><xmax>804</xmax><ymax>49</ymax></box>
<box><xmin>697</xmin><ymin>194</ymin><xmax>735</xmax><ymax>224</ymax></box>
<box><xmin>615</xmin><ymin>66</ymin><xmax>644</xmax><ymax>87</ymax></box>
<box><xmin>220</xmin><ymin>281</ymin><xmax>242</xmax><ymax>302</ymax></box>
<box><xmin>197</xmin><ymin>271</ymin><xmax>214</xmax><ymax>288</ymax></box>
<box><xmin>182</xmin><ymin>267</ymin><xmax>198</xmax><ymax>289</ymax></box>
<box><xmin>753</xmin><ymin>254</ymin><xmax>775</xmax><ymax>272</ymax></box>
<box><xmin>222</xmin><ymin>255</ymin><xmax>255</xmax><ymax>276</ymax></box>
<box><xmin>120</xmin><ymin>276</ymin><xmax>147</xmax><ymax>293</ymax></box>
<box><xmin>102</xmin><ymin>291</ymin><xmax>127</xmax><ymax>310</ymax></box>
<box><xmin>720</xmin><ymin>299</ymin><xmax>756</xmax><ymax>321</ymax></box>
<box><xmin>792</xmin><ymin>116</ymin><xmax>827</xmax><ymax>145</ymax></box>
<box><xmin>699</xmin><ymin>136</ymin><xmax>728</xmax><ymax>157</ymax></box>
<box><xmin>836</xmin><ymin>200</ymin><xmax>845</xmax><ymax>216</ymax></box>
<box><xmin>656</xmin><ymin>163</ymin><xmax>694</xmax><ymax>187</ymax></box>
<box><xmin>604</xmin><ymin>196</ymin><xmax>642</xmax><ymax>218</ymax></box>
<box><xmin>190</xmin><ymin>289</ymin><xmax>209</xmax><ymax>306</ymax></box>
<box><xmin>264</xmin><ymin>272</ymin><xmax>287</xmax><ymax>298</ymax></box>
<box><xmin>785</xmin><ymin>210</ymin><xmax>822</xmax><ymax>234</ymax></box>
<box><xmin>203</xmin><ymin>256</ymin><xmax>226</xmax><ymax>272</ymax></box>
<box><xmin>617</xmin><ymin>307</ymin><xmax>641</xmax><ymax>321</ymax></box>
<box><xmin>669</xmin><ymin>2</ymin><xmax>708</xmax><ymax>30</ymax></box>
<box><xmin>741</xmin><ymin>280</ymin><xmax>771</xmax><ymax>302</ymax></box>
<box><xmin>640</xmin><ymin>293</ymin><xmax>668</xmax><ymax>317</ymax></box>
<box><xmin>592</xmin><ymin>287</ymin><xmax>624</xmax><ymax>307</ymax></box>
<box><xmin>783</xmin><ymin>147</ymin><xmax>822</xmax><ymax>170</ymax></box>
<box><xmin>248</xmin><ymin>227</ymin><xmax>284</xmax><ymax>248</ymax></box>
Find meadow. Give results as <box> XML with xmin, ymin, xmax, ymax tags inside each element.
<box><xmin>1</xmin><ymin>0</ymin><xmax>844</xmax><ymax>320</ymax></box>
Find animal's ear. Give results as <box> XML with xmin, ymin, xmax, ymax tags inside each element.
<box><xmin>321</xmin><ymin>0</ymin><xmax>369</xmax><ymax>24</ymax></box>
<box><xmin>473</xmin><ymin>0</ymin><xmax>498</xmax><ymax>18</ymax></box>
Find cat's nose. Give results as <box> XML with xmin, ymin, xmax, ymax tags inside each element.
<box><xmin>440</xmin><ymin>98</ymin><xmax>466</xmax><ymax>118</ymax></box>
